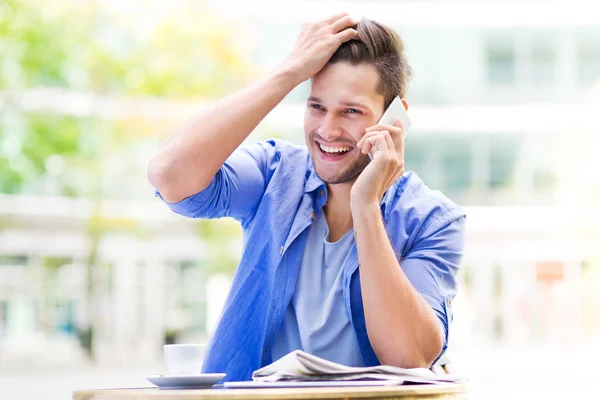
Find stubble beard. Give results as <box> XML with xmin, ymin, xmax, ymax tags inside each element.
<box><xmin>309</xmin><ymin>150</ymin><xmax>370</xmax><ymax>185</ymax></box>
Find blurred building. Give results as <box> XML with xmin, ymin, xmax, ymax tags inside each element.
<box><xmin>0</xmin><ymin>195</ymin><xmax>230</xmax><ymax>367</ymax></box>
<box><xmin>0</xmin><ymin>0</ymin><xmax>599</xmax><ymax>367</ymax></box>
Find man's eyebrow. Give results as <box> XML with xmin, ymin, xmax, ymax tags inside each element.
<box><xmin>340</xmin><ymin>100</ymin><xmax>369</xmax><ymax>109</ymax></box>
<box><xmin>307</xmin><ymin>96</ymin><xmax>370</xmax><ymax>110</ymax></box>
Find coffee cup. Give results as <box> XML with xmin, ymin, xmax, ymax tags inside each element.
<box><xmin>163</xmin><ymin>344</ymin><xmax>205</xmax><ymax>376</ymax></box>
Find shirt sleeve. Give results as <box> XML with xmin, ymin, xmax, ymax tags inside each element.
<box><xmin>154</xmin><ymin>140</ymin><xmax>280</xmax><ymax>226</ymax></box>
<box><xmin>399</xmin><ymin>208</ymin><xmax>466</xmax><ymax>365</ymax></box>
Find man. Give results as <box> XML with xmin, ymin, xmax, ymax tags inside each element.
<box><xmin>148</xmin><ymin>14</ymin><xmax>466</xmax><ymax>382</ymax></box>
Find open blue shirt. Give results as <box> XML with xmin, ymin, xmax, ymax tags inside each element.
<box><xmin>271</xmin><ymin>211</ymin><xmax>365</xmax><ymax>367</ymax></box>
<box><xmin>155</xmin><ymin>139</ymin><xmax>466</xmax><ymax>382</ymax></box>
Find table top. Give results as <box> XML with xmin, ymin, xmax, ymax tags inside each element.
<box><xmin>73</xmin><ymin>383</ymin><xmax>468</xmax><ymax>400</ymax></box>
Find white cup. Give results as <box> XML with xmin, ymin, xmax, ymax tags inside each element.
<box><xmin>163</xmin><ymin>344</ymin><xmax>205</xmax><ymax>376</ymax></box>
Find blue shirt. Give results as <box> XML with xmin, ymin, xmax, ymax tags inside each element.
<box><xmin>271</xmin><ymin>211</ymin><xmax>365</xmax><ymax>367</ymax></box>
<box><xmin>155</xmin><ymin>139</ymin><xmax>466</xmax><ymax>382</ymax></box>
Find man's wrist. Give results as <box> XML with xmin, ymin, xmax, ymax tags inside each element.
<box><xmin>272</xmin><ymin>63</ymin><xmax>305</xmax><ymax>89</ymax></box>
<box><xmin>350</xmin><ymin>198</ymin><xmax>380</xmax><ymax>221</ymax></box>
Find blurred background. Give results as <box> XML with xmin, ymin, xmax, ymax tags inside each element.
<box><xmin>1</xmin><ymin>0</ymin><xmax>599</xmax><ymax>398</ymax></box>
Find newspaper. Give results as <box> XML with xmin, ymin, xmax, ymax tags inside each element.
<box><xmin>252</xmin><ymin>350</ymin><xmax>464</xmax><ymax>385</ymax></box>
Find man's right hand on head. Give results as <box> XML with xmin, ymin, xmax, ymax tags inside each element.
<box><xmin>149</xmin><ymin>14</ymin><xmax>358</xmax><ymax>204</ymax></box>
<box><xmin>279</xmin><ymin>12</ymin><xmax>359</xmax><ymax>84</ymax></box>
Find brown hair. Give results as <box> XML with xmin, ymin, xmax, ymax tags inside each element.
<box><xmin>328</xmin><ymin>19</ymin><xmax>413</xmax><ymax>108</ymax></box>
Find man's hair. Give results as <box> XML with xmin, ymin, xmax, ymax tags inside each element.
<box><xmin>328</xmin><ymin>18</ymin><xmax>413</xmax><ymax>108</ymax></box>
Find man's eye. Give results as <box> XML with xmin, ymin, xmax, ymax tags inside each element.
<box><xmin>345</xmin><ymin>108</ymin><xmax>360</xmax><ymax>114</ymax></box>
<box><xmin>310</xmin><ymin>104</ymin><xmax>324</xmax><ymax>110</ymax></box>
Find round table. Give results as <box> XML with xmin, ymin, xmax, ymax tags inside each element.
<box><xmin>73</xmin><ymin>383</ymin><xmax>468</xmax><ymax>400</ymax></box>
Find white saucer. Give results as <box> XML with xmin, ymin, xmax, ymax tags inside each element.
<box><xmin>146</xmin><ymin>373</ymin><xmax>226</xmax><ymax>389</ymax></box>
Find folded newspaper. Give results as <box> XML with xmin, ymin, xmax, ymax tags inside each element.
<box><xmin>252</xmin><ymin>350</ymin><xmax>464</xmax><ymax>385</ymax></box>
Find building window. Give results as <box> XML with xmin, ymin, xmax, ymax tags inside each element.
<box><xmin>0</xmin><ymin>301</ymin><xmax>7</xmax><ymax>337</ymax></box>
<box><xmin>489</xmin><ymin>136</ymin><xmax>518</xmax><ymax>189</ymax></box>
<box><xmin>441</xmin><ymin>137</ymin><xmax>472</xmax><ymax>195</ymax></box>
<box><xmin>531</xmin><ymin>37</ymin><xmax>556</xmax><ymax>86</ymax></box>
<box><xmin>0</xmin><ymin>255</ymin><xmax>28</xmax><ymax>266</ymax></box>
<box><xmin>405</xmin><ymin>135</ymin><xmax>472</xmax><ymax>199</ymax></box>
<box><xmin>577</xmin><ymin>40</ymin><xmax>600</xmax><ymax>85</ymax></box>
<box><xmin>405</xmin><ymin>136</ymin><xmax>429</xmax><ymax>177</ymax></box>
<box><xmin>53</xmin><ymin>300</ymin><xmax>75</xmax><ymax>335</ymax></box>
<box><xmin>486</xmin><ymin>36</ymin><xmax>516</xmax><ymax>85</ymax></box>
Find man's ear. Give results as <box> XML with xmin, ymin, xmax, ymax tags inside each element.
<box><xmin>401</xmin><ymin>98</ymin><xmax>409</xmax><ymax>111</ymax></box>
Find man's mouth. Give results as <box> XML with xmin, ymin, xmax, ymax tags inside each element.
<box><xmin>317</xmin><ymin>142</ymin><xmax>352</xmax><ymax>158</ymax></box>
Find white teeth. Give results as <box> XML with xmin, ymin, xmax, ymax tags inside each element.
<box><xmin>319</xmin><ymin>143</ymin><xmax>350</xmax><ymax>153</ymax></box>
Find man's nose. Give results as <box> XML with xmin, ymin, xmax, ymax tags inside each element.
<box><xmin>318</xmin><ymin>114</ymin><xmax>343</xmax><ymax>140</ymax></box>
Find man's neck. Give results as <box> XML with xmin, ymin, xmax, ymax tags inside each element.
<box><xmin>323</xmin><ymin>182</ymin><xmax>354</xmax><ymax>242</ymax></box>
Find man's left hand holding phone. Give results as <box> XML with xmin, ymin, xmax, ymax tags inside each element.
<box><xmin>351</xmin><ymin>96</ymin><xmax>411</xmax><ymax>209</ymax></box>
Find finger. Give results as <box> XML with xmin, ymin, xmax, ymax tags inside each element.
<box><xmin>367</xmin><ymin>123</ymin><xmax>403</xmax><ymax>152</ymax></box>
<box><xmin>358</xmin><ymin>131</ymin><xmax>389</xmax><ymax>154</ymax></box>
<box><xmin>356</xmin><ymin>131</ymin><xmax>381</xmax><ymax>154</ymax></box>
<box><xmin>366</xmin><ymin>122</ymin><xmax>402</xmax><ymax>135</ymax></box>
<box><xmin>366</xmin><ymin>133</ymin><xmax>391</xmax><ymax>156</ymax></box>
<box><xmin>322</xmin><ymin>12</ymin><xmax>350</xmax><ymax>25</ymax></box>
<box><xmin>383</xmin><ymin>129</ymin><xmax>395</xmax><ymax>151</ymax></box>
<box><xmin>393</xmin><ymin>118</ymin><xmax>405</xmax><ymax>138</ymax></box>
<box><xmin>383</xmin><ymin>132</ymin><xmax>403</xmax><ymax>188</ymax></box>
<box><xmin>369</xmin><ymin>133</ymin><xmax>391</xmax><ymax>152</ymax></box>
<box><xmin>334</xmin><ymin>28</ymin><xmax>358</xmax><ymax>43</ymax></box>
<box><xmin>330</xmin><ymin>15</ymin><xmax>357</xmax><ymax>33</ymax></box>
<box><xmin>392</xmin><ymin>121</ymin><xmax>406</xmax><ymax>155</ymax></box>
<box><xmin>362</xmin><ymin>134</ymin><xmax>379</xmax><ymax>155</ymax></box>
<box><xmin>383</xmin><ymin>130</ymin><xmax>404</xmax><ymax>176</ymax></box>
<box><xmin>383</xmin><ymin>135</ymin><xmax>404</xmax><ymax>182</ymax></box>
<box><xmin>358</xmin><ymin>130</ymin><xmax>390</xmax><ymax>147</ymax></box>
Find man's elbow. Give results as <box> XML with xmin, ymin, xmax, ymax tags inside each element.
<box><xmin>147</xmin><ymin>155</ymin><xmax>170</xmax><ymax>194</ymax></box>
<box><xmin>395</xmin><ymin>352</ymin><xmax>437</xmax><ymax>370</ymax></box>
<box><xmin>418</xmin><ymin>327</ymin><xmax>445</xmax><ymax>368</ymax></box>
<box><xmin>395</xmin><ymin>352</ymin><xmax>440</xmax><ymax>369</ymax></box>
<box><xmin>147</xmin><ymin>155</ymin><xmax>213</xmax><ymax>203</ymax></box>
<box><xmin>390</xmin><ymin>331</ymin><xmax>444</xmax><ymax>369</ymax></box>
<box><xmin>147</xmin><ymin>156</ymin><xmax>186</xmax><ymax>203</ymax></box>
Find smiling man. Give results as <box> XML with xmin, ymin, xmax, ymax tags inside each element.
<box><xmin>148</xmin><ymin>14</ymin><xmax>466</xmax><ymax>382</ymax></box>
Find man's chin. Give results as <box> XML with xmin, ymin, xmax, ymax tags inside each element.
<box><xmin>309</xmin><ymin>150</ymin><xmax>368</xmax><ymax>185</ymax></box>
<box><xmin>314</xmin><ymin>164</ymin><xmax>364</xmax><ymax>185</ymax></box>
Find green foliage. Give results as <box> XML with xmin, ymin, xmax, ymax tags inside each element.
<box><xmin>0</xmin><ymin>111</ymin><xmax>106</xmax><ymax>194</ymax></box>
<box><xmin>0</xmin><ymin>0</ymin><xmax>84</xmax><ymax>89</ymax></box>
<box><xmin>0</xmin><ymin>0</ymin><xmax>254</xmax><ymax>195</ymax></box>
<box><xmin>0</xmin><ymin>0</ymin><xmax>251</xmax><ymax>288</ymax></box>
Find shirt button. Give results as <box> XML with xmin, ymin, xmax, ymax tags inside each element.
<box><xmin>446</xmin><ymin>298</ymin><xmax>452</xmax><ymax>306</ymax></box>
<box><xmin>279</xmin><ymin>246</ymin><xmax>284</xmax><ymax>255</ymax></box>
<box><xmin>310</xmin><ymin>212</ymin><xmax>317</xmax><ymax>220</ymax></box>
<box><xmin>319</xmin><ymin>189</ymin><xmax>325</xmax><ymax>198</ymax></box>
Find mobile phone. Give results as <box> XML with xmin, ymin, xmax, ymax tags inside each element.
<box><xmin>378</xmin><ymin>96</ymin><xmax>411</xmax><ymax>135</ymax></box>
<box><xmin>368</xmin><ymin>96</ymin><xmax>411</xmax><ymax>159</ymax></box>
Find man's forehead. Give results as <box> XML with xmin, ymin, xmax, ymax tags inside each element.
<box><xmin>310</xmin><ymin>62</ymin><xmax>383</xmax><ymax>107</ymax></box>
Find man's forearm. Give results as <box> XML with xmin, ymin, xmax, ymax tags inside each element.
<box><xmin>352</xmin><ymin>202</ymin><xmax>443</xmax><ymax>368</ymax></box>
<box><xmin>148</xmin><ymin>67</ymin><xmax>301</xmax><ymax>203</ymax></box>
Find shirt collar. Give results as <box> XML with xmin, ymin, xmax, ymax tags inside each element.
<box><xmin>304</xmin><ymin>155</ymin><xmax>325</xmax><ymax>194</ymax></box>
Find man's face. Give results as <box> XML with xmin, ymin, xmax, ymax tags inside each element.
<box><xmin>305</xmin><ymin>62</ymin><xmax>385</xmax><ymax>185</ymax></box>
